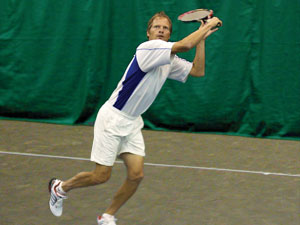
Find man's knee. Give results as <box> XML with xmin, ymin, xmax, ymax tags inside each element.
<box><xmin>121</xmin><ymin>153</ymin><xmax>144</xmax><ymax>183</ymax></box>
<box><xmin>93</xmin><ymin>174</ymin><xmax>110</xmax><ymax>185</ymax></box>
<box><xmin>127</xmin><ymin>170</ymin><xmax>144</xmax><ymax>183</ymax></box>
<box><xmin>91</xmin><ymin>165</ymin><xmax>112</xmax><ymax>185</ymax></box>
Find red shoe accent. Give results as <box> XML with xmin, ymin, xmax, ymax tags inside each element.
<box><xmin>54</xmin><ymin>181</ymin><xmax>61</xmax><ymax>195</ymax></box>
<box><xmin>48</xmin><ymin>178</ymin><xmax>57</xmax><ymax>193</ymax></box>
<box><xmin>53</xmin><ymin>181</ymin><xmax>66</xmax><ymax>198</ymax></box>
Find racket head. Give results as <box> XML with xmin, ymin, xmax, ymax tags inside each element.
<box><xmin>178</xmin><ymin>9</ymin><xmax>213</xmax><ymax>23</ymax></box>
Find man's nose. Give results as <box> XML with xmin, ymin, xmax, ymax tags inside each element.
<box><xmin>158</xmin><ymin>28</ymin><xmax>164</xmax><ymax>33</ymax></box>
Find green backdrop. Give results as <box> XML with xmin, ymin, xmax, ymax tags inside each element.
<box><xmin>1</xmin><ymin>0</ymin><xmax>299</xmax><ymax>139</ymax></box>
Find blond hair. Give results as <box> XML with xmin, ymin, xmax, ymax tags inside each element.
<box><xmin>147</xmin><ymin>11</ymin><xmax>172</xmax><ymax>34</ymax></box>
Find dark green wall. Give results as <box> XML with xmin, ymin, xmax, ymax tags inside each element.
<box><xmin>1</xmin><ymin>0</ymin><xmax>299</xmax><ymax>139</ymax></box>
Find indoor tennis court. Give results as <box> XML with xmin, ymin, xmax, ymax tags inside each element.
<box><xmin>1</xmin><ymin>120</ymin><xmax>299</xmax><ymax>225</ymax></box>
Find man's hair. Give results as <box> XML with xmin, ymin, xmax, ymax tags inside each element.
<box><xmin>147</xmin><ymin>11</ymin><xmax>173</xmax><ymax>34</ymax></box>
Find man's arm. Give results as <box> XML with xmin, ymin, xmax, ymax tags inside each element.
<box><xmin>171</xmin><ymin>17</ymin><xmax>222</xmax><ymax>77</ymax></box>
<box><xmin>171</xmin><ymin>17</ymin><xmax>221</xmax><ymax>54</ymax></box>
<box><xmin>189</xmin><ymin>40</ymin><xmax>206</xmax><ymax>77</ymax></box>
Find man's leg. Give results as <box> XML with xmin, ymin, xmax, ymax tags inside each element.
<box><xmin>49</xmin><ymin>163</ymin><xmax>112</xmax><ymax>217</ymax></box>
<box><xmin>104</xmin><ymin>153</ymin><xmax>144</xmax><ymax>215</ymax></box>
<box><xmin>62</xmin><ymin>163</ymin><xmax>112</xmax><ymax>192</ymax></box>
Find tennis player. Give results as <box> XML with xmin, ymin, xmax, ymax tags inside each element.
<box><xmin>48</xmin><ymin>11</ymin><xmax>222</xmax><ymax>225</ymax></box>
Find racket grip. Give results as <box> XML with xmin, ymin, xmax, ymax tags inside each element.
<box><xmin>211</xmin><ymin>22</ymin><xmax>222</xmax><ymax>30</ymax></box>
<box><xmin>205</xmin><ymin>17</ymin><xmax>221</xmax><ymax>28</ymax></box>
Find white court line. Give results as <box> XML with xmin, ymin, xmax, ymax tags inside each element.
<box><xmin>1</xmin><ymin>151</ymin><xmax>300</xmax><ymax>178</ymax></box>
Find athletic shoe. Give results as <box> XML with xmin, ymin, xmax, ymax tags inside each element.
<box><xmin>97</xmin><ymin>214</ymin><xmax>117</xmax><ymax>225</ymax></box>
<box><xmin>48</xmin><ymin>178</ymin><xmax>67</xmax><ymax>217</ymax></box>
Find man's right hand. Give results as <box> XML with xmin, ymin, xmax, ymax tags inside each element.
<box><xmin>205</xmin><ymin>17</ymin><xmax>222</xmax><ymax>30</ymax></box>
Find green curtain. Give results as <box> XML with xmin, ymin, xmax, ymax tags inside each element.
<box><xmin>1</xmin><ymin>0</ymin><xmax>299</xmax><ymax>139</ymax></box>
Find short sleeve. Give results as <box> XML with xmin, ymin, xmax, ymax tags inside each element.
<box><xmin>168</xmin><ymin>55</ymin><xmax>192</xmax><ymax>83</ymax></box>
<box><xmin>136</xmin><ymin>40</ymin><xmax>174</xmax><ymax>72</ymax></box>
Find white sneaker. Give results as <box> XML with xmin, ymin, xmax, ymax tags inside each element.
<box><xmin>97</xmin><ymin>214</ymin><xmax>117</xmax><ymax>225</ymax></box>
<box><xmin>48</xmin><ymin>178</ymin><xmax>67</xmax><ymax>217</ymax></box>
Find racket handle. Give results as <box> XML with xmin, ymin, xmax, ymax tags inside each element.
<box><xmin>211</xmin><ymin>22</ymin><xmax>222</xmax><ymax>30</ymax></box>
<box><xmin>203</xmin><ymin>18</ymin><xmax>222</xmax><ymax>27</ymax></box>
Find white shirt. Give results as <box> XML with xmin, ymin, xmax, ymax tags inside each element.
<box><xmin>107</xmin><ymin>39</ymin><xmax>193</xmax><ymax>117</ymax></box>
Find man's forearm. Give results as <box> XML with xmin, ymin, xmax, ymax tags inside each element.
<box><xmin>190</xmin><ymin>40</ymin><xmax>205</xmax><ymax>77</ymax></box>
<box><xmin>171</xmin><ymin>25</ymin><xmax>210</xmax><ymax>54</ymax></box>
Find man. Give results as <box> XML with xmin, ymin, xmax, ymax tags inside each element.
<box><xmin>49</xmin><ymin>11</ymin><xmax>222</xmax><ymax>225</ymax></box>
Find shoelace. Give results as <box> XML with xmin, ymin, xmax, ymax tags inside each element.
<box><xmin>50</xmin><ymin>188</ymin><xmax>67</xmax><ymax>206</ymax></box>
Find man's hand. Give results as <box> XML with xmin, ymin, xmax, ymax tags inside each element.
<box><xmin>171</xmin><ymin>15</ymin><xmax>222</xmax><ymax>54</ymax></box>
<box><xmin>200</xmin><ymin>17</ymin><xmax>222</xmax><ymax>39</ymax></box>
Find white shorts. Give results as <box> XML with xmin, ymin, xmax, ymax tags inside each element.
<box><xmin>90</xmin><ymin>102</ymin><xmax>145</xmax><ymax>166</ymax></box>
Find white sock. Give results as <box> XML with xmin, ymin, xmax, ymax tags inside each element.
<box><xmin>102</xmin><ymin>213</ymin><xmax>114</xmax><ymax>219</ymax></box>
<box><xmin>57</xmin><ymin>182</ymin><xmax>67</xmax><ymax>196</ymax></box>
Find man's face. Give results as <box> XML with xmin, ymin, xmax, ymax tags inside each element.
<box><xmin>147</xmin><ymin>17</ymin><xmax>171</xmax><ymax>42</ymax></box>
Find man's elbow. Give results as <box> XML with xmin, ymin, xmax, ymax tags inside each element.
<box><xmin>181</xmin><ymin>43</ymin><xmax>193</xmax><ymax>52</ymax></box>
<box><xmin>190</xmin><ymin>68</ymin><xmax>205</xmax><ymax>77</ymax></box>
<box><xmin>194</xmin><ymin>72</ymin><xmax>205</xmax><ymax>77</ymax></box>
<box><xmin>172</xmin><ymin>42</ymin><xmax>193</xmax><ymax>54</ymax></box>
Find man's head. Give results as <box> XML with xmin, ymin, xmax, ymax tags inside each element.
<box><xmin>147</xmin><ymin>11</ymin><xmax>172</xmax><ymax>42</ymax></box>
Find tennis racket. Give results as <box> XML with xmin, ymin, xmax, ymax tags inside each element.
<box><xmin>178</xmin><ymin>9</ymin><xmax>221</xmax><ymax>27</ymax></box>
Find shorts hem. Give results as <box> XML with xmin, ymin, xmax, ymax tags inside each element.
<box><xmin>118</xmin><ymin>150</ymin><xmax>145</xmax><ymax>157</ymax></box>
<box><xmin>90</xmin><ymin>158</ymin><xmax>114</xmax><ymax>167</ymax></box>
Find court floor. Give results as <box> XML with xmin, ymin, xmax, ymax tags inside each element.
<box><xmin>0</xmin><ymin>120</ymin><xmax>299</xmax><ymax>225</ymax></box>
